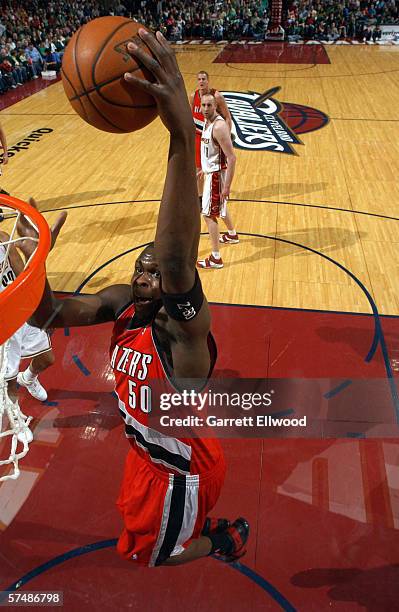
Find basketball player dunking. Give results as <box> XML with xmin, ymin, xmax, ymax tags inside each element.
<box><xmin>17</xmin><ymin>30</ymin><xmax>249</xmax><ymax>567</ymax></box>
<box><xmin>190</xmin><ymin>71</ymin><xmax>232</xmax><ymax>200</ymax></box>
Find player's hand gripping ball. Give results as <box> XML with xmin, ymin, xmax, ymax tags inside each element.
<box><xmin>61</xmin><ymin>16</ymin><xmax>158</xmax><ymax>133</ymax></box>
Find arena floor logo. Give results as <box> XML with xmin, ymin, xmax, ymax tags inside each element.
<box><xmin>221</xmin><ymin>87</ymin><xmax>329</xmax><ymax>155</ymax></box>
<box><xmin>0</xmin><ymin>128</ymin><xmax>53</xmax><ymax>162</ymax></box>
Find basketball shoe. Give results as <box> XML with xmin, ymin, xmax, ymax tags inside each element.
<box><xmin>202</xmin><ymin>517</ymin><xmax>230</xmax><ymax>536</ymax></box>
<box><xmin>197</xmin><ymin>254</ymin><xmax>223</xmax><ymax>269</ymax></box>
<box><xmin>219</xmin><ymin>232</ymin><xmax>239</xmax><ymax>244</ymax></box>
<box><xmin>17</xmin><ymin>370</ymin><xmax>48</xmax><ymax>402</ymax></box>
<box><xmin>208</xmin><ymin>517</ymin><xmax>250</xmax><ymax>562</ymax></box>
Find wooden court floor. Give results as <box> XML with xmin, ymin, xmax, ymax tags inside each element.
<box><xmin>1</xmin><ymin>44</ymin><xmax>399</xmax><ymax>315</ymax></box>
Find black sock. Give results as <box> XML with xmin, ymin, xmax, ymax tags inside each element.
<box><xmin>207</xmin><ymin>531</ymin><xmax>233</xmax><ymax>555</ymax></box>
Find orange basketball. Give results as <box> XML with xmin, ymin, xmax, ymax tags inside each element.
<box><xmin>61</xmin><ymin>17</ymin><xmax>158</xmax><ymax>133</ymax></box>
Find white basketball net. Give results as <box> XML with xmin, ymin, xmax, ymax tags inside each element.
<box><xmin>0</xmin><ymin>205</ymin><xmax>38</xmax><ymax>481</ymax></box>
<box><xmin>0</xmin><ymin>342</ymin><xmax>33</xmax><ymax>481</ymax></box>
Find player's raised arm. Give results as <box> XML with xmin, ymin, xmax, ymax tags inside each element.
<box><xmin>125</xmin><ymin>31</ymin><xmax>211</xmax><ymax>379</ymax></box>
<box><xmin>125</xmin><ymin>31</ymin><xmax>200</xmax><ymax>294</ymax></box>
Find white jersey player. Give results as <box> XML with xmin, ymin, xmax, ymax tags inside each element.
<box><xmin>197</xmin><ymin>94</ymin><xmax>239</xmax><ymax>270</ymax></box>
<box><xmin>0</xmin><ymin>232</ymin><xmax>54</xmax><ymax>402</ymax></box>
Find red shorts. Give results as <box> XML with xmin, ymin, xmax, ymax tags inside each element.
<box><xmin>195</xmin><ymin>132</ymin><xmax>201</xmax><ymax>169</ymax></box>
<box><xmin>116</xmin><ymin>449</ymin><xmax>226</xmax><ymax>567</ymax></box>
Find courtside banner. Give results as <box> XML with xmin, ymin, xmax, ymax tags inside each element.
<box><xmin>380</xmin><ymin>25</ymin><xmax>399</xmax><ymax>40</ymax></box>
<box><xmin>140</xmin><ymin>378</ymin><xmax>399</xmax><ymax>438</ymax></box>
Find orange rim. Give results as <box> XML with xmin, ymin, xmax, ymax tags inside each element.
<box><xmin>0</xmin><ymin>196</ymin><xmax>51</xmax><ymax>345</ymax></box>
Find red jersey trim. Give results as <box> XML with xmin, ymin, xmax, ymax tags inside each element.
<box><xmin>117</xmin><ymin>391</ymin><xmax>192</xmax><ymax>475</ymax></box>
<box><xmin>114</xmin><ymin>300</ymin><xmax>134</xmax><ymax>321</ymax></box>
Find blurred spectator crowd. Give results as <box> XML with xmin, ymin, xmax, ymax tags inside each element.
<box><xmin>129</xmin><ymin>0</ymin><xmax>398</xmax><ymax>41</ymax></box>
<box><xmin>286</xmin><ymin>0</ymin><xmax>399</xmax><ymax>41</ymax></box>
<box><xmin>131</xmin><ymin>0</ymin><xmax>270</xmax><ymax>41</ymax></box>
<box><xmin>0</xmin><ymin>0</ymin><xmax>397</xmax><ymax>95</ymax></box>
<box><xmin>0</xmin><ymin>0</ymin><xmax>112</xmax><ymax>94</ymax></box>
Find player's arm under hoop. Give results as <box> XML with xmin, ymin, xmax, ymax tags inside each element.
<box><xmin>15</xmin><ymin>202</ymin><xmax>130</xmax><ymax>330</ymax></box>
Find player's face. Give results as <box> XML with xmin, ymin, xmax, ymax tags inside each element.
<box><xmin>197</xmin><ymin>73</ymin><xmax>209</xmax><ymax>91</ymax></box>
<box><xmin>201</xmin><ymin>96</ymin><xmax>216</xmax><ymax>120</ymax></box>
<box><xmin>131</xmin><ymin>252</ymin><xmax>162</xmax><ymax>313</ymax></box>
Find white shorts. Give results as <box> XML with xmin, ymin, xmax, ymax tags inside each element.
<box><xmin>4</xmin><ymin>323</ymin><xmax>51</xmax><ymax>380</ymax></box>
<box><xmin>202</xmin><ymin>170</ymin><xmax>227</xmax><ymax>218</ymax></box>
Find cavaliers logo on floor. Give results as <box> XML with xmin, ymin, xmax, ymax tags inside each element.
<box><xmin>221</xmin><ymin>87</ymin><xmax>329</xmax><ymax>155</ymax></box>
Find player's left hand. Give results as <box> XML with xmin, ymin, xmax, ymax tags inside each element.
<box><xmin>124</xmin><ymin>30</ymin><xmax>195</xmax><ymax>140</ymax></box>
<box><xmin>17</xmin><ymin>198</ymin><xmax>67</xmax><ymax>256</ymax></box>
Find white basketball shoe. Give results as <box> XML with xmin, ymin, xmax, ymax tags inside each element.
<box><xmin>17</xmin><ymin>370</ymin><xmax>48</xmax><ymax>402</ymax></box>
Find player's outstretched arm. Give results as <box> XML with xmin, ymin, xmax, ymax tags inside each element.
<box><xmin>125</xmin><ymin>30</ymin><xmax>199</xmax><ymax>293</ymax></box>
<box><xmin>125</xmin><ymin>31</ymin><xmax>211</xmax><ymax>378</ymax></box>
<box><xmin>16</xmin><ymin>200</ymin><xmax>130</xmax><ymax>329</ymax></box>
<box><xmin>28</xmin><ymin>281</ymin><xmax>130</xmax><ymax>330</ymax></box>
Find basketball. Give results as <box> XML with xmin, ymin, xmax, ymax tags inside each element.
<box><xmin>61</xmin><ymin>17</ymin><xmax>158</xmax><ymax>133</ymax></box>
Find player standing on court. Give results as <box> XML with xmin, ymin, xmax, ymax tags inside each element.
<box><xmin>197</xmin><ymin>93</ymin><xmax>239</xmax><ymax>270</ymax></box>
<box><xmin>190</xmin><ymin>71</ymin><xmax>233</xmax><ymax>202</ymax></box>
<box><xmin>16</xmin><ymin>30</ymin><xmax>249</xmax><ymax>567</ymax></box>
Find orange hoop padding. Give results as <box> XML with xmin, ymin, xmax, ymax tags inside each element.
<box><xmin>0</xmin><ymin>196</ymin><xmax>51</xmax><ymax>345</ymax></box>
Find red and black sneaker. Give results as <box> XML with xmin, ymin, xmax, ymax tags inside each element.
<box><xmin>202</xmin><ymin>517</ymin><xmax>230</xmax><ymax>536</ymax></box>
<box><xmin>219</xmin><ymin>232</ymin><xmax>239</xmax><ymax>244</ymax></box>
<box><xmin>214</xmin><ymin>517</ymin><xmax>250</xmax><ymax>563</ymax></box>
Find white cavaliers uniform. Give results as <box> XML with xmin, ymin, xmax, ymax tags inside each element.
<box><xmin>0</xmin><ymin>244</ymin><xmax>51</xmax><ymax>380</ymax></box>
<box><xmin>200</xmin><ymin>115</ymin><xmax>227</xmax><ymax>218</ymax></box>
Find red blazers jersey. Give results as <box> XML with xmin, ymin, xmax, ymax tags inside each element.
<box><xmin>110</xmin><ymin>302</ymin><xmax>223</xmax><ymax>476</ymax></box>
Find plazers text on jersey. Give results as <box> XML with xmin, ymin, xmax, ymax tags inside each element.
<box><xmin>110</xmin><ymin>344</ymin><xmax>153</xmax><ymax>380</ymax></box>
